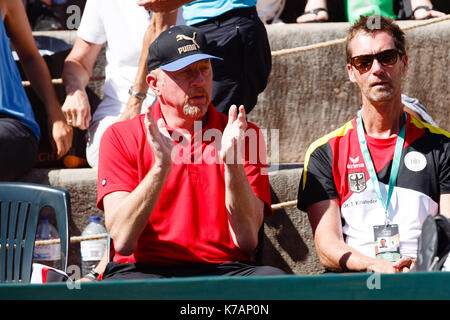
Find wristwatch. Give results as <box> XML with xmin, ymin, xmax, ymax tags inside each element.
<box><xmin>128</xmin><ymin>86</ymin><xmax>146</xmax><ymax>100</ymax></box>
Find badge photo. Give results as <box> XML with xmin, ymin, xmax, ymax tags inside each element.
<box><xmin>373</xmin><ymin>224</ymin><xmax>401</xmax><ymax>261</ymax></box>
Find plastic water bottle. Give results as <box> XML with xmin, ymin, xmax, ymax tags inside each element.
<box><xmin>33</xmin><ymin>217</ymin><xmax>61</xmax><ymax>269</ymax></box>
<box><xmin>80</xmin><ymin>216</ymin><xmax>107</xmax><ymax>276</ymax></box>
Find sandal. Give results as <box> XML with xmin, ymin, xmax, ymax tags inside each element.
<box><xmin>301</xmin><ymin>8</ymin><xmax>328</xmax><ymax>23</ymax></box>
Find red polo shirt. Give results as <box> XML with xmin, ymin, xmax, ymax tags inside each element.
<box><xmin>97</xmin><ymin>102</ymin><xmax>272</xmax><ymax>266</ymax></box>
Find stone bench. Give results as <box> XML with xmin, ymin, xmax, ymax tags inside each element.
<box><xmin>19</xmin><ymin>165</ymin><xmax>324</xmax><ymax>275</ymax></box>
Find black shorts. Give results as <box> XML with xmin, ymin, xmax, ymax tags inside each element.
<box><xmin>0</xmin><ymin>113</ymin><xmax>38</xmax><ymax>180</ymax></box>
<box><xmin>193</xmin><ymin>6</ymin><xmax>271</xmax><ymax>114</ymax></box>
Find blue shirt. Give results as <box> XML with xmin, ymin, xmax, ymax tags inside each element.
<box><xmin>0</xmin><ymin>10</ymin><xmax>40</xmax><ymax>139</ymax></box>
<box><xmin>183</xmin><ymin>0</ymin><xmax>256</xmax><ymax>26</ymax></box>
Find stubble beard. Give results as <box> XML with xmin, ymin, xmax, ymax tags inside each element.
<box><xmin>368</xmin><ymin>88</ymin><xmax>394</xmax><ymax>103</ymax></box>
<box><xmin>365</xmin><ymin>70</ymin><xmax>403</xmax><ymax>104</ymax></box>
<box><xmin>365</xmin><ymin>79</ymin><xmax>398</xmax><ymax>104</ymax></box>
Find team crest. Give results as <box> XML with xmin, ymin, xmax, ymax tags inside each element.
<box><xmin>348</xmin><ymin>172</ymin><xmax>366</xmax><ymax>193</ymax></box>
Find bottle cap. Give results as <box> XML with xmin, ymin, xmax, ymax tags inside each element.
<box><xmin>89</xmin><ymin>216</ymin><xmax>101</xmax><ymax>222</ymax></box>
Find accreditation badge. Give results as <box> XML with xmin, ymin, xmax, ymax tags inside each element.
<box><xmin>373</xmin><ymin>224</ymin><xmax>401</xmax><ymax>261</ymax></box>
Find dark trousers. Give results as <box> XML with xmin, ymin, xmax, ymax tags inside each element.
<box><xmin>193</xmin><ymin>6</ymin><xmax>271</xmax><ymax>115</ymax></box>
<box><xmin>0</xmin><ymin>114</ymin><xmax>38</xmax><ymax>181</ymax></box>
<box><xmin>102</xmin><ymin>261</ymin><xmax>286</xmax><ymax>281</ymax></box>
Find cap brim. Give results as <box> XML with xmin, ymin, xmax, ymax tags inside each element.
<box><xmin>160</xmin><ymin>53</ymin><xmax>222</xmax><ymax>72</ymax></box>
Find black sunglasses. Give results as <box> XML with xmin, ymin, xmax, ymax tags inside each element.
<box><xmin>350</xmin><ymin>49</ymin><xmax>400</xmax><ymax>72</ymax></box>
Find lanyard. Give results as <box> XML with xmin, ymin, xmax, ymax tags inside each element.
<box><xmin>356</xmin><ymin>111</ymin><xmax>407</xmax><ymax>224</ymax></box>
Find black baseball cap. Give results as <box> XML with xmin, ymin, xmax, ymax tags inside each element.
<box><xmin>147</xmin><ymin>25</ymin><xmax>222</xmax><ymax>72</ymax></box>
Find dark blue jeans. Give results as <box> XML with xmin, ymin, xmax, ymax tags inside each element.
<box><xmin>193</xmin><ymin>6</ymin><xmax>271</xmax><ymax>115</ymax></box>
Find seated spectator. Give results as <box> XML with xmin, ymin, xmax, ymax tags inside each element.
<box><xmin>297</xmin><ymin>15</ymin><xmax>450</xmax><ymax>273</ymax></box>
<box><xmin>296</xmin><ymin>0</ymin><xmax>446</xmax><ymax>23</ymax></box>
<box><xmin>0</xmin><ymin>0</ymin><xmax>72</xmax><ymax>181</ymax></box>
<box><xmin>97</xmin><ymin>26</ymin><xmax>286</xmax><ymax>280</ymax></box>
<box><xmin>61</xmin><ymin>0</ymin><xmax>179</xmax><ymax>168</ymax></box>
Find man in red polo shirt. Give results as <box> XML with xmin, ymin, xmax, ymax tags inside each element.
<box><xmin>96</xmin><ymin>25</ymin><xmax>285</xmax><ymax>279</ymax></box>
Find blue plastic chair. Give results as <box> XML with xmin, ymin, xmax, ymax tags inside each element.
<box><xmin>0</xmin><ymin>182</ymin><xmax>70</xmax><ymax>283</ymax></box>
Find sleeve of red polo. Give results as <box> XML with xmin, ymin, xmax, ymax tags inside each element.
<box><xmin>96</xmin><ymin>122</ymin><xmax>139</xmax><ymax>211</ymax></box>
<box><xmin>244</xmin><ymin>124</ymin><xmax>272</xmax><ymax>217</ymax></box>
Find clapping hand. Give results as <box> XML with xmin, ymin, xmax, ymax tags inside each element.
<box><xmin>144</xmin><ymin>107</ymin><xmax>174</xmax><ymax>167</ymax></box>
<box><xmin>220</xmin><ymin>105</ymin><xmax>247</xmax><ymax>165</ymax></box>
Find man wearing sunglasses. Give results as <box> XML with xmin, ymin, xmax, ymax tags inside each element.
<box><xmin>297</xmin><ymin>15</ymin><xmax>450</xmax><ymax>273</ymax></box>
